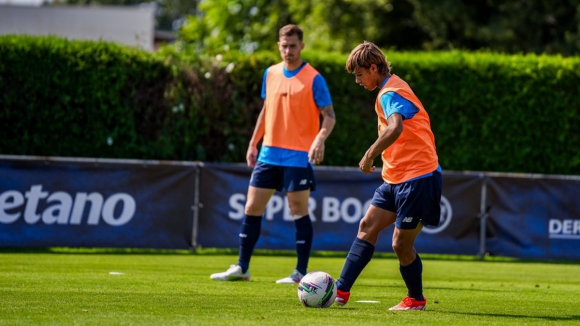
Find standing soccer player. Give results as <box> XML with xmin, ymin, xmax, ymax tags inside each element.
<box><xmin>334</xmin><ymin>41</ymin><xmax>442</xmax><ymax>310</ymax></box>
<box><xmin>210</xmin><ymin>24</ymin><xmax>336</xmax><ymax>284</ymax></box>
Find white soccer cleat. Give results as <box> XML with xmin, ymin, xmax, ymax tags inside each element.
<box><xmin>210</xmin><ymin>265</ymin><xmax>250</xmax><ymax>281</ymax></box>
<box><xmin>276</xmin><ymin>269</ymin><xmax>304</xmax><ymax>284</ymax></box>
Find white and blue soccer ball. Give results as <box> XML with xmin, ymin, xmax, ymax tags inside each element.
<box><xmin>297</xmin><ymin>271</ymin><xmax>337</xmax><ymax>308</ymax></box>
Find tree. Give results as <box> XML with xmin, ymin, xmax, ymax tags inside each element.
<box><xmin>56</xmin><ymin>0</ymin><xmax>580</xmax><ymax>55</ymax></box>
<box><xmin>408</xmin><ymin>0</ymin><xmax>580</xmax><ymax>55</ymax></box>
<box><xmin>179</xmin><ymin>0</ymin><xmax>293</xmax><ymax>53</ymax></box>
<box><xmin>179</xmin><ymin>0</ymin><xmax>427</xmax><ymax>54</ymax></box>
<box><xmin>180</xmin><ymin>0</ymin><xmax>579</xmax><ymax>56</ymax></box>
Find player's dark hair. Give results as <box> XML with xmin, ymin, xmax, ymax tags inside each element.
<box><xmin>279</xmin><ymin>24</ymin><xmax>303</xmax><ymax>41</ymax></box>
<box><xmin>346</xmin><ymin>41</ymin><xmax>392</xmax><ymax>75</ymax></box>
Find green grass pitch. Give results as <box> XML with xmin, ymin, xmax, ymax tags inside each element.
<box><xmin>1</xmin><ymin>249</ymin><xmax>579</xmax><ymax>325</ymax></box>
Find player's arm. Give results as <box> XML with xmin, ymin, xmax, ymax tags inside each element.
<box><xmin>309</xmin><ymin>74</ymin><xmax>336</xmax><ymax>164</ymax></box>
<box><xmin>247</xmin><ymin>68</ymin><xmax>270</xmax><ymax>168</ymax></box>
<box><xmin>309</xmin><ymin>104</ymin><xmax>336</xmax><ymax>165</ymax></box>
<box><xmin>359</xmin><ymin>113</ymin><xmax>403</xmax><ymax>174</ymax></box>
<box><xmin>247</xmin><ymin>102</ymin><xmax>266</xmax><ymax>168</ymax></box>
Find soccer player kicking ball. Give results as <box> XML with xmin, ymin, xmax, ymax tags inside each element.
<box><xmin>334</xmin><ymin>41</ymin><xmax>442</xmax><ymax>311</ymax></box>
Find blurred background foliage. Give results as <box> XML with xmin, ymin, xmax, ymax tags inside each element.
<box><xmin>2</xmin><ymin>35</ymin><xmax>579</xmax><ymax>174</ymax></box>
<box><xmin>56</xmin><ymin>0</ymin><xmax>580</xmax><ymax>56</ymax></box>
<box><xmin>7</xmin><ymin>0</ymin><xmax>580</xmax><ymax>175</ymax></box>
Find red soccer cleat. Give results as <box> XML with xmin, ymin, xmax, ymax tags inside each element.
<box><xmin>335</xmin><ymin>289</ymin><xmax>351</xmax><ymax>306</ymax></box>
<box><xmin>388</xmin><ymin>296</ymin><xmax>427</xmax><ymax>311</ymax></box>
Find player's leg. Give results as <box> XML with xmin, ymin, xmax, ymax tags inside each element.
<box><xmin>335</xmin><ymin>182</ymin><xmax>396</xmax><ymax>305</ymax></box>
<box><xmin>238</xmin><ymin>162</ymin><xmax>283</xmax><ymax>274</ymax></box>
<box><xmin>388</xmin><ymin>223</ymin><xmax>427</xmax><ymax>310</ymax></box>
<box><xmin>389</xmin><ymin>170</ymin><xmax>442</xmax><ymax>310</ymax></box>
<box><xmin>237</xmin><ymin>185</ymin><xmax>276</xmax><ymax>272</ymax></box>
<box><xmin>335</xmin><ymin>204</ymin><xmax>396</xmax><ymax>305</ymax></box>
<box><xmin>276</xmin><ymin>165</ymin><xmax>315</xmax><ymax>284</ymax></box>
<box><xmin>210</xmin><ymin>162</ymin><xmax>280</xmax><ymax>281</ymax></box>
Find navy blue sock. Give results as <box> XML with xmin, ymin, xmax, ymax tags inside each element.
<box><xmin>337</xmin><ymin>237</ymin><xmax>375</xmax><ymax>292</ymax></box>
<box><xmin>399</xmin><ymin>254</ymin><xmax>424</xmax><ymax>301</ymax></box>
<box><xmin>237</xmin><ymin>214</ymin><xmax>262</xmax><ymax>273</ymax></box>
<box><xmin>294</xmin><ymin>215</ymin><xmax>313</xmax><ymax>276</ymax></box>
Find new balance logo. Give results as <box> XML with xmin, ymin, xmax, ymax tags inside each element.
<box><xmin>402</xmin><ymin>217</ymin><xmax>414</xmax><ymax>223</ymax></box>
<box><xmin>239</xmin><ymin>233</ymin><xmax>247</xmax><ymax>238</ymax></box>
<box><xmin>299</xmin><ymin>179</ymin><xmax>308</xmax><ymax>185</ymax></box>
<box><xmin>296</xmin><ymin>240</ymin><xmax>306</xmax><ymax>244</ymax></box>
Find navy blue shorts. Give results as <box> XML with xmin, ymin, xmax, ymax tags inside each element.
<box><xmin>370</xmin><ymin>170</ymin><xmax>442</xmax><ymax>229</ymax></box>
<box><xmin>249</xmin><ymin>161</ymin><xmax>316</xmax><ymax>192</ymax></box>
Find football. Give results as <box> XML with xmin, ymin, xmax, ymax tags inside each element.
<box><xmin>297</xmin><ymin>271</ymin><xmax>337</xmax><ymax>308</ymax></box>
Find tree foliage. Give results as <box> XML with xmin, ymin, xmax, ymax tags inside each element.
<box><xmin>408</xmin><ymin>0</ymin><xmax>580</xmax><ymax>55</ymax></box>
<box><xmin>179</xmin><ymin>0</ymin><xmax>426</xmax><ymax>54</ymax></box>
<box><xmin>55</xmin><ymin>0</ymin><xmax>580</xmax><ymax>55</ymax></box>
<box><xmin>178</xmin><ymin>0</ymin><xmax>580</xmax><ymax>56</ymax></box>
<box><xmin>179</xmin><ymin>0</ymin><xmax>293</xmax><ymax>53</ymax></box>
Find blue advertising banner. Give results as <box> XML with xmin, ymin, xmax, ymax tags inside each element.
<box><xmin>485</xmin><ymin>175</ymin><xmax>580</xmax><ymax>260</ymax></box>
<box><xmin>420</xmin><ymin>171</ymin><xmax>483</xmax><ymax>255</ymax></box>
<box><xmin>197</xmin><ymin>163</ymin><xmax>482</xmax><ymax>255</ymax></box>
<box><xmin>0</xmin><ymin>156</ymin><xmax>196</xmax><ymax>249</ymax></box>
<box><xmin>6</xmin><ymin>156</ymin><xmax>576</xmax><ymax>260</ymax></box>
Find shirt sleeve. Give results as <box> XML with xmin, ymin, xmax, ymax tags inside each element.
<box><xmin>312</xmin><ymin>74</ymin><xmax>333</xmax><ymax>108</ymax></box>
<box><xmin>380</xmin><ymin>92</ymin><xmax>419</xmax><ymax>120</ymax></box>
<box><xmin>261</xmin><ymin>68</ymin><xmax>269</xmax><ymax>99</ymax></box>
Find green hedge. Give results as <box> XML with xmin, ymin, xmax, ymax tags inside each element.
<box><xmin>0</xmin><ymin>35</ymin><xmax>183</xmax><ymax>159</ymax></box>
<box><xmin>215</xmin><ymin>48</ymin><xmax>580</xmax><ymax>175</ymax></box>
<box><xmin>387</xmin><ymin>51</ymin><xmax>580</xmax><ymax>175</ymax></box>
<box><xmin>1</xmin><ymin>36</ymin><xmax>579</xmax><ymax>175</ymax></box>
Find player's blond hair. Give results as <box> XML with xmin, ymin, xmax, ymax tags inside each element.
<box><xmin>346</xmin><ymin>41</ymin><xmax>392</xmax><ymax>75</ymax></box>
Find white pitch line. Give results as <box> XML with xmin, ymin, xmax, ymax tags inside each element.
<box><xmin>355</xmin><ymin>300</ymin><xmax>380</xmax><ymax>303</ymax></box>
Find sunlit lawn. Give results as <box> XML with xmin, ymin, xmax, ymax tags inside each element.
<box><xmin>1</xmin><ymin>250</ymin><xmax>579</xmax><ymax>325</ymax></box>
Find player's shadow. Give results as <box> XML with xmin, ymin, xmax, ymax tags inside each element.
<box><xmin>443</xmin><ymin>311</ymin><xmax>580</xmax><ymax>322</ymax></box>
<box><xmin>357</xmin><ymin>283</ymin><xmax>503</xmax><ymax>293</ymax></box>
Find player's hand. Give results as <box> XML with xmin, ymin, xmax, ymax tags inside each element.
<box><xmin>308</xmin><ymin>141</ymin><xmax>325</xmax><ymax>165</ymax></box>
<box><xmin>358</xmin><ymin>156</ymin><xmax>376</xmax><ymax>174</ymax></box>
<box><xmin>246</xmin><ymin>146</ymin><xmax>258</xmax><ymax>168</ymax></box>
